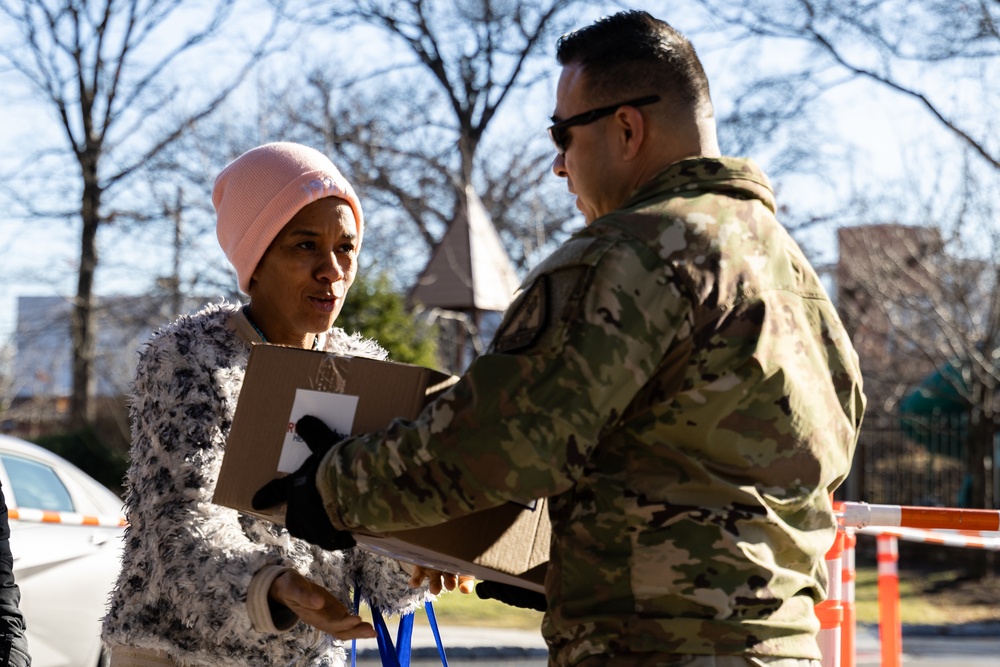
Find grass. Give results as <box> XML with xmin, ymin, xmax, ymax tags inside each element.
<box><xmin>853</xmin><ymin>565</ymin><xmax>1000</xmax><ymax>625</ymax></box>
<box><xmin>425</xmin><ymin>588</ymin><xmax>544</xmax><ymax>629</ymax></box>
<box><xmin>360</xmin><ymin>586</ymin><xmax>544</xmax><ymax>630</ymax></box>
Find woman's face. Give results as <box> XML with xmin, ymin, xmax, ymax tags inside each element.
<box><xmin>248</xmin><ymin>197</ymin><xmax>358</xmax><ymax>346</ymax></box>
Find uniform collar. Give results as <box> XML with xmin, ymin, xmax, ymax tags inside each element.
<box><xmin>623</xmin><ymin>156</ymin><xmax>777</xmax><ymax>214</ymax></box>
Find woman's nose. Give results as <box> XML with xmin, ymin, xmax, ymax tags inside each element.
<box><xmin>316</xmin><ymin>253</ymin><xmax>345</xmax><ymax>283</ymax></box>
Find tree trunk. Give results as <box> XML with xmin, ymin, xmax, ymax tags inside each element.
<box><xmin>70</xmin><ymin>160</ymin><xmax>101</xmax><ymax>429</ymax></box>
<box><xmin>968</xmin><ymin>404</ymin><xmax>997</xmax><ymax>510</ymax></box>
<box><xmin>964</xmin><ymin>407</ymin><xmax>996</xmax><ymax>577</ymax></box>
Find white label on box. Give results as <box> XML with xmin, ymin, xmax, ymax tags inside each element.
<box><xmin>278</xmin><ymin>389</ymin><xmax>359</xmax><ymax>473</ymax></box>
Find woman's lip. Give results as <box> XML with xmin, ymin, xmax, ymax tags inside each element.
<box><xmin>308</xmin><ymin>296</ymin><xmax>336</xmax><ymax>313</ymax></box>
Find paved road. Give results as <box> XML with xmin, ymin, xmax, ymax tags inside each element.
<box><xmin>354</xmin><ymin>621</ymin><xmax>1000</xmax><ymax>666</ymax></box>
<box><xmin>855</xmin><ymin>624</ymin><xmax>1000</xmax><ymax>666</ymax></box>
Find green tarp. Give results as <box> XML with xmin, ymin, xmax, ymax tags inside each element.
<box><xmin>899</xmin><ymin>363</ymin><xmax>968</xmax><ymax>454</ymax></box>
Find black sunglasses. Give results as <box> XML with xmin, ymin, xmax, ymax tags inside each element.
<box><xmin>547</xmin><ymin>95</ymin><xmax>661</xmax><ymax>155</ymax></box>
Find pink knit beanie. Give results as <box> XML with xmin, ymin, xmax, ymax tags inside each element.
<box><xmin>213</xmin><ymin>142</ymin><xmax>364</xmax><ymax>293</ymax></box>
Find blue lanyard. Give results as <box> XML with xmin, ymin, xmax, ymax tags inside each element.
<box><xmin>352</xmin><ymin>586</ymin><xmax>449</xmax><ymax>667</ymax></box>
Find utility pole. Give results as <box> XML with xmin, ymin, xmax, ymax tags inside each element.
<box><xmin>172</xmin><ymin>187</ymin><xmax>183</xmax><ymax>318</ymax></box>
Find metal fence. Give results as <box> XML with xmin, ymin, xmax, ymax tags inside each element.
<box><xmin>842</xmin><ymin>411</ymin><xmax>974</xmax><ymax>507</ymax></box>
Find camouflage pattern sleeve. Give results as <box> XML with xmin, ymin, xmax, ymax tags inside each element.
<box><xmin>317</xmin><ymin>230</ymin><xmax>693</xmax><ymax>532</ymax></box>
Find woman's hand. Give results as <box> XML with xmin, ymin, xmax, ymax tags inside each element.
<box><xmin>405</xmin><ymin>564</ymin><xmax>476</xmax><ymax>595</ymax></box>
<box><xmin>269</xmin><ymin>570</ymin><xmax>376</xmax><ymax>639</ymax></box>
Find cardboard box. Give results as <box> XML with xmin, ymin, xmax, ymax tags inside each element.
<box><xmin>214</xmin><ymin>344</ymin><xmax>550</xmax><ymax>592</ymax></box>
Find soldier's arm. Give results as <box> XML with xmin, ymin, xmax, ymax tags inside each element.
<box><xmin>318</xmin><ymin>237</ymin><xmax>693</xmax><ymax>533</ymax></box>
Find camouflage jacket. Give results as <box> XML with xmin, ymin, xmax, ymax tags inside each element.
<box><xmin>318</xmin><ymin>157</ymin><xmax>865</xmax><ymax>665</ymax></box>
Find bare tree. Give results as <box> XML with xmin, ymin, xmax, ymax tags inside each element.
<box><xmin>0</xmin><ymin>336</ymin><xmax>23</xmax><ymax>422</ymax></box>
<box><xmin>128</xmin><ymin>125</ymin><xmax>251</xmax><ymax>308</ymax></box>
<box><xmin>837</xmin><ymin>157</ymin><xmax>1000</xmax><ymax>516</ymax></box>
<box><xmin>689</xmin><ymin>0</ymin><xmax>1000</xmax><ymax>170</ymax></box>
<box><xmin>0</xmin><ymin>0</ymin><xmax>281</xmax><ymax>428</ymax></box>
<box><xmin>264</xmin><ymin>0</ymin><xmax>592</xmax><ymax>276</ymax></box>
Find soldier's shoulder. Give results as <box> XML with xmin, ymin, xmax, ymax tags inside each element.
<box><xmin>540</xmin><ymin>230</ymin><xmax>617</xmax><ymax>266</ymax></box>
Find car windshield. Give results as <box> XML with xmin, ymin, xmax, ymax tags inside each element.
<box><xmin>2</xmin><ymin>453</ymin><xmax>75</xmax><ymax>512</ymax></box>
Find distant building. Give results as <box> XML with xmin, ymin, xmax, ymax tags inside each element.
<box><xmin>836</xmin><ymin>223</ymin><xmax>948</xmax><ymax>412</ymax></box>
<box><xmin>13</xmin><ymin>295</ymin><xmax>205</xmax><ymax>401</ymax></box>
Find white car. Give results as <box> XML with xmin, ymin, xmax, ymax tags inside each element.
<box><xmin>2</xmin><ymin>434</ymin><xmax>125</xmax><ymax>667</ymax></box>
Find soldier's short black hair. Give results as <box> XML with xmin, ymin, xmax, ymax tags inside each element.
<box><xmin>555</xmin><ymin>10</ymin><xmax>712</xmax><ymax>114</ymax></box>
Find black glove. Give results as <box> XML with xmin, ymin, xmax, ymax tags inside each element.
<box><xmin>252</xmin><ymin>415</ymin><xmax>356</xmax><ymax>551</ymax></box>
<box><xmin>475</xmin><ymin>581</ymin><xmax>547</xmax><ymax>612</ymax></box>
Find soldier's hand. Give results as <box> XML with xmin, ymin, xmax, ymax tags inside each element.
<box><xmin>404</xmin><ymin>564</ymin><xmax>476</xmax><ymax>595</ymax></box>
<box><xmin>252</xmin><ymin>415</ymin><xmax>355</xmax><ymax>550</ymax></box>
<box><xmin>475</xmin><ymin>581</ymin><xmax>547</xmax><ymax>611</ymax></box>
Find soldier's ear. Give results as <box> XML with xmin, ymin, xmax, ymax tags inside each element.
<box><xmin>613</xmin><ymin>106</ymin><xmax>645</xmax><ymax>161</ymax></box>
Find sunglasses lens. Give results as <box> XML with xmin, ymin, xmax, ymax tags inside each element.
<box><xmin>549</xmin><ymin>126</ymin><xmax>568</xmax><ymax>154</ymax></box>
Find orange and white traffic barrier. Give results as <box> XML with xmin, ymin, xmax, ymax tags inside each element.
<box><xmin>876</xmin><ymin>534</ymin><xmax>901</xmax><ymax>667</ymax></box>
<box><xmin>837</xmin><ymin>501</ymin><xmax>1000</xmax><ymax>667</ymax></box>
<box><xmin>857</xmin><ymin>525</ymin><xmax>1000</xmax><ymax>550</ymax></box>
<box><xmin>840</xmin><ymin>529</ymin><xmax>857</xmax><ymax>667</ymax></box>
<box><xmin>840</xmin><ymin>502</ymin><xmax>1000</xmax><ymax>531</ymax></box>
<box><xmin>8</xmin><ymin>507</ymin><xmax>127</xmax><ymax>528</ymax></box>
<box><xmin>815</xmin><ymin>530</ymin><xmax>844</xmax><ymax>667</ymax></box>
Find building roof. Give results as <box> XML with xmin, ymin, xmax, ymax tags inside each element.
<box><xmin>409</xmin><ymin>186</ymin><xmax>521</xmax><ymax>313</ymax></box>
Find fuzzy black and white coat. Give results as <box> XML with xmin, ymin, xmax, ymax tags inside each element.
<box><xmin>102</xmin><ymin>302</ymin><xmax>427</xmax><ymax>666</ymax></box>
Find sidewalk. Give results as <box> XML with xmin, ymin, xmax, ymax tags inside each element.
<box><xmin>354</xmin><ymin>620</ymin><xmax>1000</xmax><ymax>665</ymax></box>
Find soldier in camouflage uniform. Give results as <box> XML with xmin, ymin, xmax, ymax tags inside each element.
<box><xmin>256</xmin><ymin>10</ymin><xmax>865</xmax><ymax>667</ymax></box>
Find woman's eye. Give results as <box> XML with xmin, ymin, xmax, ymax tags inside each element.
<box><xmin>338</xmin><ymin>243</ymin><xmax>356</xmax><ymax>254</ymax></box>
<box><xmin>296</xmin><ymin>241</ymin><xmax>317</xmax><ymax>251</ymax></box>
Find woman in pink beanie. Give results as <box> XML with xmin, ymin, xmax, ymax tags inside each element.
<box><xmin>101</xmin><ymin>142</ymin><xmax>439</xmax><ymax>666</ymax></box>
